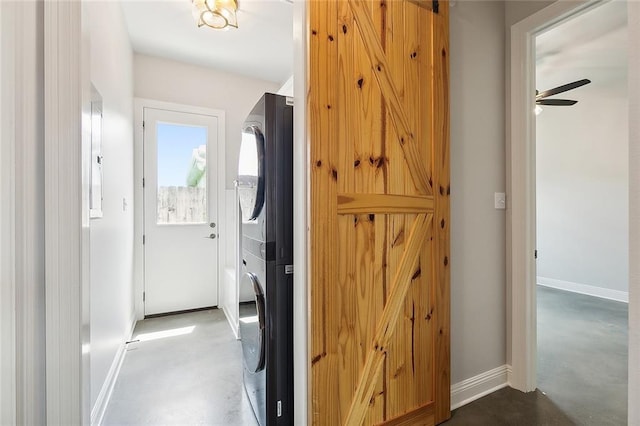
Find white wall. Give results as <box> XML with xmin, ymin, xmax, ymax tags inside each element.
<box><xmin>536</xmin><ymin>90</ymin><xmax>628</xmax><ymax>294</ymax></box>
<box><xmin>449</xmin><ymin>0</ymin><xmax>507</xmax><ymax>384</ymax></box>
<box><xmin>277</xmin><ymin>75</ymin><xmax>294</xmax><ymax>96</ymax></box>
<box><xmin>134</xmin><ymin>54</ymin><xmax>280</xmax><ymax>188</ymax></box>
<box><xmin>86</xmin><ymin>0</ymin><xmax>135</xmax><ymax>413</ymax></box>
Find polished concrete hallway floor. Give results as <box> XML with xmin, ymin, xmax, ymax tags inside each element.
<box><xmin>102</xmin><ymin>309</ymin><xmax>258</xmax><ymax>426</ymax></box>
<box><xmin>103</xmin><ymin>289</ymin><xmax>627</xmax><ymax>425</ymax></box>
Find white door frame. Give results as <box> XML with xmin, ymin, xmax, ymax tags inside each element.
<box><xmin>508</xmin><ymin>0</ymin><xmax>594</xmax><ymax>393</ymax></box>
<box><xmin>292</xmin><ymin>0</ymin><xmax>309</xmax><ymax>424</ymax></box>
<box><xmin>134</xmin><ymin>99</ymin><xmax>226</xmax><ymax>320</ymax></box>
<box><xmin>3</xmin><ymin>2</ymin><xmax>52</xmax><ymax>423</ymax></box>
<box><xmin>628</xmin><ymin>2</ymin><xmax>640</xmax><ymax>420</ymax></box>
<box><xmin>508</xmin><ymin>2</ymin><xmax>640</xmax><ymax>423</ymax></box>
<box><xmin>44</xmin><ymin>1</ymin><xmax>89</xmax><ymax>424</ymax></box>
<box><xmin>0</xmin><ymin>2</ymin><xmax>17</xmax><ymax>423</ymax></box>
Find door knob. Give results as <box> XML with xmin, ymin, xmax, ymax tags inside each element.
<box><xmin>205</xmin><ymin>233</ymin><xmax>217</xmax><ymax>239</ymax></box>
<box><xmin>210</xmin><ymin>222</ymin><xmax>216</xmax><ymax>228</ymax></box>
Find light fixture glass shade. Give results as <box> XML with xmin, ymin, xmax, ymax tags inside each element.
<box><xmin>192</xmin><ymin>0</ymin><xmax>238</xmax><ymax>29</ymax></box>
<box><xmin>192</xmin><ymin>0</ymin><xmax>207</xmax><ymax>23</ymax></box>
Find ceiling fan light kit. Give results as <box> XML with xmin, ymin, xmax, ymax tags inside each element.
<box><xmin>192</xmin><ymin>0</ymin><xmax>238</xmax><ymax>30</ymax></box>
<box><xmin>535</xmin><ymin>78</ymin><xmax>591</xmax><ymax>111</ymax></box>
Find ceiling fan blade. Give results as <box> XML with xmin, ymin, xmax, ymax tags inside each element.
<box><xmin>536</xmin><ymin>79</ymin><xmax>591</xmax><ymax>99</ymax></box>
<box><xmin>536</xmin><ymin>99</ymin><xmax>578</xmax><ymax>106</ymax></box>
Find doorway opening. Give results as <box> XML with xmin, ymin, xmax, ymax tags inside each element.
<box><xmin>84</xmin><ymin>1</ymin><xmax>294</xmax><ymax>424</ymax></box>
<box><xmin>534</xmin><ymin>2</ymin><xmax>629</xmax><ymax>423</ymax></box>
<box><xmin>508</xmin><ymin>2</ymin><xmax>640</xmax><ymax>425</ymax></box>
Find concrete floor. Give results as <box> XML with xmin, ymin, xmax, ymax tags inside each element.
<box><xmin>444</xmin><ymin>286</ymin><xmax>627</xmax><ymax>426</ymax></box>
<box><xmin>103</xmin><ymin>287</ymin><xmax>627</xmax><ymax>425</ymax></box>
<box><xmin>102</xmin><ymin>309</ymin><xmax>257</xmax><ymax>426</ymax></box>
<box><xmin>537</xmin><ymin>286</ymin><xmax>627</xmax><ymax>425</ymax></box>
<box><xmin>443</xmin><ymin>387</ymin><xmax>576</xmax><ymax>425</ymax></box>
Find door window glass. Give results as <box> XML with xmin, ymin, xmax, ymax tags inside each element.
<box><xmin>156</xmin><ymin>123</ymin><xmax>208</xmax><ymax>224</ymax></box>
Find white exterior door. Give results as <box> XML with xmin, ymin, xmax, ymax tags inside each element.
<box><xmin>143</xmin><ymin>107</ymin><xmax>219</xmax><ymax>315</ymax></box>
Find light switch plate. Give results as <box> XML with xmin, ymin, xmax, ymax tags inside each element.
<box><xmin>494</xmin><ymin>192</ymin><xmax>506</xmax><ymax>210</ymax></box>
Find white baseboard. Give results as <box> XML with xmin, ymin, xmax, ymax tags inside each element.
<box><xmin>450</xmin><ymin>365</ymin><xmax>509</xmax><ymax>410</ymax></box>
<box><xmin>91</xmin><ymin>313</ymin><xmax>137</xmax><ymax>426</ymax></box>
<box><xmin>506</xmin><ymin>364</ymin><xmax>514</xmax><ymax>387</ymax></box>
<box><xmin>537</xmin><ymin>276</ymin><xmax>629</xmax><ymax>303</ymax></box>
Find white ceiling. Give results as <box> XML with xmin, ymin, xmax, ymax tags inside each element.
<box><xmin>120</xmin><ymin>0</ymin><xmax>293</xmax><ymax>84</ymax></box>
<box><xmin>121</xmin><ymin>0</ymin><xmax>626</xmax><ymax>93</ymax></box>
<box><xmin>536</xmin><ymin>0</ymin><xmax>628</xmax><ymax>100</ymax></box>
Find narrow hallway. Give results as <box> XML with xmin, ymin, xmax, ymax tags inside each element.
<box><xmin>102</xmin><ymin>309</ymin><xmax>256</xmax><ymax>425</ymax></box>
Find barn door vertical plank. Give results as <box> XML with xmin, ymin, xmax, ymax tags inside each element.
<box><xmin>379</xmin><ymin>0</ymin><xmax>407</xmax><ymax>418</ymax></box>
<box><xmin>336</xmin><ymin>2</ymin><xmax>359</xmax><ymax>422</ymax></box>
<box><xmin>382</xmin><ymin>0</ymin><xmax>405</xmax><ymax>419</ymax></box>
<box><xmin>356</xmin><ymin>214</ymin><xmax>385</xmax><ymax>425</ymax></box>
<box><xmin>417</xmin><ymin>3</ymin><xmax>438</xmax><ymax>411</ymax></box>
<box><xmin>401</xmin><ymin>0</ymin><xmax>422</xmax><ymax>413</ymax></box>
<box><xmin>403</xmin><ymin>0</ymin><xmax>436</xmax><ymax>413</ymax></box>
<box><xmin>361</xmin><ymin>1</ymin><xmax>388</xmax><ymax>424</ymax></box>
<box><xmin>431</xmin><ymin>1</ymin><xmax>451</xmax><ymax>423</ymax></box>
<box><xmin>309</xmin><ymin>0</ymin><xmax>340</xmax><ymax>423</ymax></box>
<box><xmin>352</xmin><ymin>15</ymin><xmax>385</xmax><ymax>195</ymax></box>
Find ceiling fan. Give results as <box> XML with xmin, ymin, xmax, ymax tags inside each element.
<box><xmin>535</xmin><ymin>79</ymin><xmax>591</xmax><ymax>111</ymax></box>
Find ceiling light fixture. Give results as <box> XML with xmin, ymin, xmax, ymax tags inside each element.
<box><xmin>192</xmin><ymin>0</ymin><xmax>238</xmax><ymax>30</ymax></box>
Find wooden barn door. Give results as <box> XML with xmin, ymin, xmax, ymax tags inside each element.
<box><xmin>309</xmin><ymin>0</ymin><xmax>450</xmax><ymax>425</ymax></box>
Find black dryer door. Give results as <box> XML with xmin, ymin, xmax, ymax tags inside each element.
<box><xmin>237</xmin><ymin>125</ymin><xmax>265</xmax><ymax>222</ymax></box>
<box><xmin>239</xmin><ymin>272</ymin><xmax>266</xmax><ymax>373</ymax></box>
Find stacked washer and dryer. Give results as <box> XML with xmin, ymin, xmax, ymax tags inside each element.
<box><xmin>237</xmin><ymin>93</ymin><xmax>294</xmax><ymax>426</ymax></box>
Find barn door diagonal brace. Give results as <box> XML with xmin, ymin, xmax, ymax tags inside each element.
<box><xmin>347</xmin><ymin>0</ymin><xmax>433</xmax><ymax>196</ymax></box>
<box><xmin>344</xmin><ymin>213</ymin><xmax>433</xmax><ymax>426</ymax></box>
